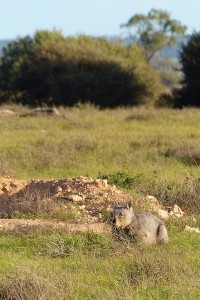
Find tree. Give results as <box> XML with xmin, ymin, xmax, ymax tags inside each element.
<box><xmin>174</xmin><ymin>32</ymin><xmax>200</xmax><ymax>107</ymax></box>
<box><xmin>0</xmin><ymin>31</ymin><xmax>163</xmax><ymax>107</ymax></box>
<box><xmin>0</xmin><ymin>36</ymin><xmax>33</xmax><ymax>91</ymax></box>
<box><xmin>121</xmin><ymin>9</ymin><xmax>187</xmax><ymax>61</ymax></box>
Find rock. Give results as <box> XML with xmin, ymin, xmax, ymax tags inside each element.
<box><xmin>55</xmin><ymin>186</ymin><xmax>62</xmax><ymax>193</ymax></box>
<box><xmin>145</xmin><ymin>195</ymin><xmax>161</xmax><ymax>211</ymax></box>
<box><xmin>94</xmin><ymin>179</ymin><xmax>101</xmax><ymax>183</ymax></box>
<box><xmin>94</xmin><ymin>179</ymin><xmax>105</xmax><ymax>187</ymax></box>
<box><xmin>145</xmin><ymin>197</ymin><xmax>185</xmax><ymax>219</ymax></box>
<box><xmin>79</xmin><ymin>205</ymin><xmax>86</xmax><ymax>210</ymax></box>
<box><xmin>174</xmin><ymin>213</ymin><xmax>183</xmax><ymax>218</ymax></box>
<box><xmin>101</xmin><ymin>179</ymin><xmax>108</xmax><ymax>188</ymax></box>
<box><xmin>173</xmin><ymin>204</ymin><xmax>184</xmax><ymax>216</ymax></box>
<box><xmin>69</xmin><ymin>194</ymin><xmax>83</xmax><ymax>202</ymax></box>
<box><xmin>146</xmin><ymin>195</ymin><xmax>158</xmax><ymax>201</ymax></box>
<box><xmin>192</xmin><ymin>216</ymin><xmax>197</xmax><ymax>223</ymax></box>
<box><xmin>168</xmin><ymin>204</ymin><xmax>185</xmax><ymax>218</ymax></box>
<box><xmin>157</xmin><ymin>209</ymin><xmax>169</xmax><ymax>220</ymax></box>
<box><xmin>184</xmin><ymin>225</ymin><xmax>200</xmax><ymax>234</ymax></box>
<box><xmin>110</xmin><ymin>185</ymin><xmax>117</xmax><ymax>194</ymax></box>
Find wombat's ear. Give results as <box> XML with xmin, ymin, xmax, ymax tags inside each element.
<box><xmin>127</xmin><ymin>202</ymin><xmax>132</xmax><ymax>209</ymax></box>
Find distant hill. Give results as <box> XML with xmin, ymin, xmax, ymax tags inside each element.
<box><xmin>156</xmin><ymin>41</ymin><xmax>186</xmax><ymax>60</ymax></box>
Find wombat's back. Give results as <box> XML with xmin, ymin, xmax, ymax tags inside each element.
<box><xmin>131</xmin><ymin>212</ymin><xmax>169</xmax><ymax>244</ymax></box>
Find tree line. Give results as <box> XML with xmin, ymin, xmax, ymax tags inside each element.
<box><xmin>0</xmin><ymin>9</ymin><xmax>199</xmax><ymax>108</ymax></box>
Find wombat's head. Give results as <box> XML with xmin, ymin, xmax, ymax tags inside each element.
<box><xmin>110</xmin><ymin>202</ymin><xmax>134</xmax><ymax>229</ymax></box>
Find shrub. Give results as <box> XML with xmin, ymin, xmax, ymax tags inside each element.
<box><xmin>0</xmin><ymin>31</ymin><xmax>163</xmax><ymax>107</ymax></box>
<box><xmin>100</xmin><ymin>171</ymin><xmax>145</xmax><ymax>189</ymax></box>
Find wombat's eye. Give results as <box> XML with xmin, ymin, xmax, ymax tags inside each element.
<box><xmin>119</xmin><ymin>212</ymin><xmax>124</xmax><ymax>217</ymax></box>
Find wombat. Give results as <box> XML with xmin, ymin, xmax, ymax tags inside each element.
<box><xmin>110</xmin><ymin>202</ymin><xmax>169</xmax><ymax>244</ymax></box>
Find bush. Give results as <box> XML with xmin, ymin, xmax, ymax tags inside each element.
<box><xmin>0</xmin><ymin>31</ymin><xmax>163</xmax><ymax>107</ymax></box>
<box><xmin>100</xmin><ymin>171</ymin><xmax>145</xmax><ymax>189</ymax></box>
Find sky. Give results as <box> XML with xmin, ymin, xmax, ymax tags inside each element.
<box><xmin>0</xmin><ymin>0</ymin><xmax>199</xmax><ymax>40</ymax></box>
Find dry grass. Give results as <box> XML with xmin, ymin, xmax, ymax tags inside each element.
<box><xmin>164</xmin><ymin>141</ymin><xmax>200</xmax><ymax>165</ymax></box>
<box><xmin>0</xmin><ymin>264</ymin><xmax>67</xmax><ymax>300</ymax></box>
<box><xmin>10</xmin><ymin>186</ymin><xmax>76</xmax><ymax>220</ymax></box>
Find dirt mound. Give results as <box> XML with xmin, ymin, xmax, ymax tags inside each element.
<box><xmin>0</xmin><ymin>176</ymin><xmax>134</xmax><ymax>232</ymax></box>
<box><xmin>0</xmin><ymin>176</ymin><xmax>186</xmax><ymax>233</ymax></box>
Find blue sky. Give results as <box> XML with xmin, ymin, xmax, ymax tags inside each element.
<box><xmin>1</xmin><ymin>0</ymin><xmax>199</xmax><ymax>39</ymax></box>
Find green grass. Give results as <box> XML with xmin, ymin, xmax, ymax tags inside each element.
<box><xmin>0</xmin><ymin>228</ymin><xmax>199</xmax><ymax>299</ymax></box>
<box><xmin>0</xmin><ymin>105</ymin><xmax>200</xmax><ymax>299</ymax></box>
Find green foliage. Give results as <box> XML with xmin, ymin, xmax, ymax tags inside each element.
<box><xmin>0</xmin><ymin>36</ymin><xmax>33</xmax><ymax>102</ymax></box>
<box><xmin>174</xmin><ymin>32</ymin><xmax>200</xmax><ymax>107</ymax></box>
<box><xmin>0</xmin><ymin>30</ymin><xmax>163</xmax><ymax>107</ymax></box>
<box><xmin>121</xmin><ymin>9</ymin><xmax>187</xmax><ymax>61</ymax></box>
<box><xmin>34</xmin><ymin>29</ymin><xmax>65</xmax><ymax>45</ymax></box>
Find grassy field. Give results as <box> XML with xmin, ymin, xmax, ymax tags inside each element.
<box><xmin>0</xmin><ymin>228</ymin><xmax>199</xmax><ymax>300</ymax></box>
<box><xmin>1</xmin><ymin>105</ymin><xmax>200</xmax><ymax>211</ymax></box>
<box><xmin>1</xmin><ymin>106</ymin><xmax>200</xmax><ymax>180</ymax></box>
<box><xmin>0</xmin><ymin>105</ymin><xmax>200</xmax><ymax>299</ymax></box>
